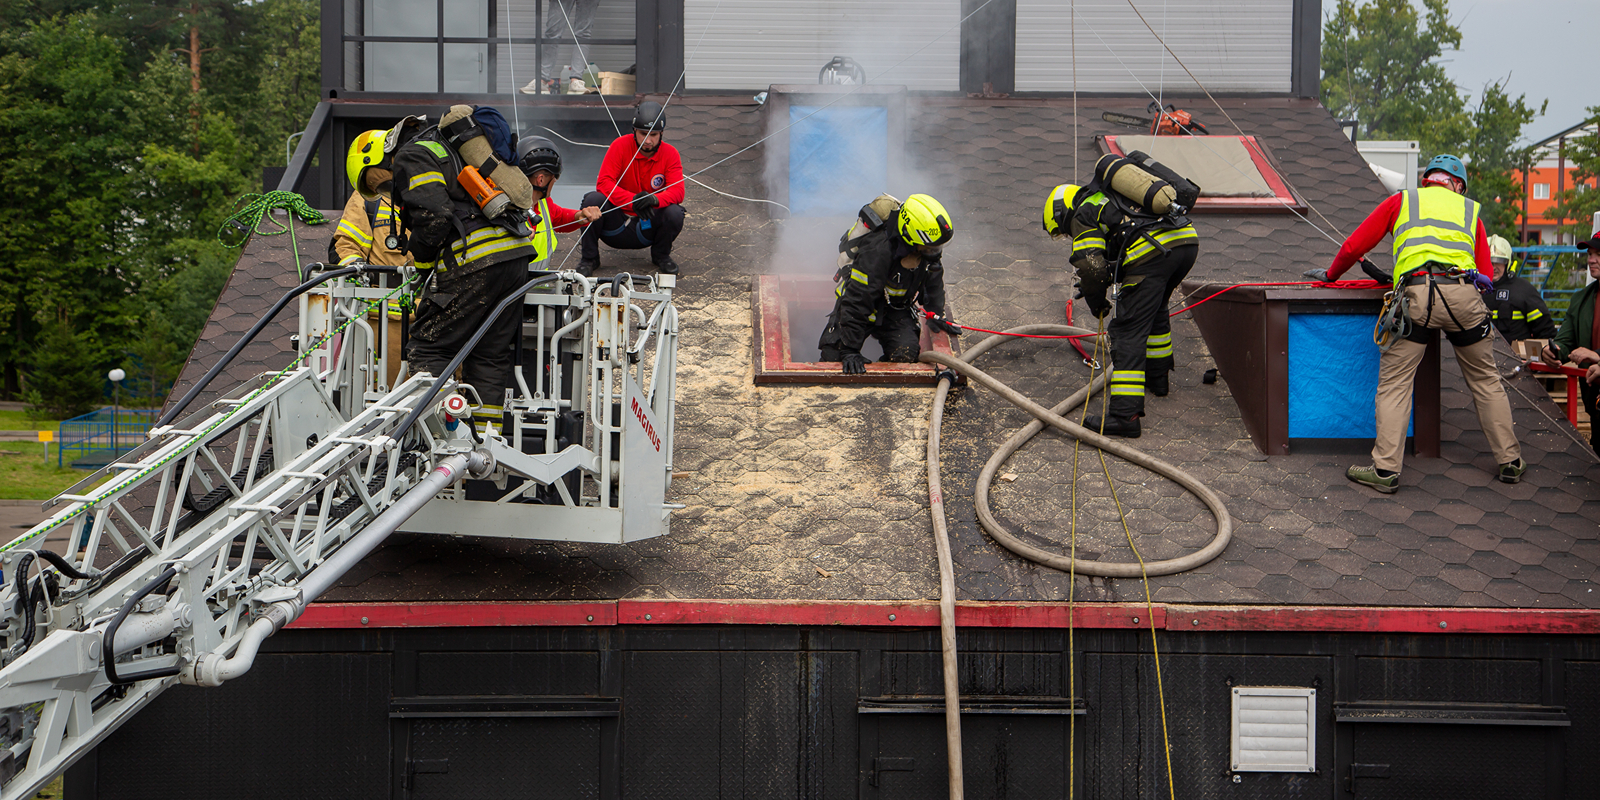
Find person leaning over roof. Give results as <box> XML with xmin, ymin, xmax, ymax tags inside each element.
<box><xmin>1307</xmin><ymin>154</ymin><xmax>1525</xmax><ymax>493</ymax></box>
<box><xmin>1541</xmin><ymin>232</ymin><xmax>1600</xmax><ymax>456</ymax></box>
<box><xmin>1042</xmin><ymin>181</ymin><xmax>1199</xmax><ymax>439</ymax></box>
<box><xmin>513</xmin><ymin>135</ymin><xmax>601</xmax><ymax>271</ymax></box>
<box><xmin>578</xmin><ymin>101</ymin><xmax>686</xmax><ymax>276</ymax></box>
<box><xmin>818</xmin><ymin>194</ymin><xmax>961</xmax><ymax>375</ymax></box>
<box><xmin>346</xmin><ymin>118</ymin><xmax>537</xmax><ymax>432</ymax></box>
<box><xmin>1484</xmin><ymin>234</ymin><xmax>1556</xmax><ymax>346</ymax></box>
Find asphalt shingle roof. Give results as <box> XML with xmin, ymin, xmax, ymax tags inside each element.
<box><xmin>170</xmin><ymin>95</ymin><xmax>1600</xmax><ymax>608</ymax></box>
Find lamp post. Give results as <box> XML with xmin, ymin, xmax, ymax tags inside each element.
<box><xmin>108</xmin><ymin>369</ymin><xmax>126</xmax><ymax>453</ymax></box>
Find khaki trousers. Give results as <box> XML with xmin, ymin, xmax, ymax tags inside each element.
<box><xmin>1372</xmin><ymin>281</ymin><xmax>1520</xmax><ymax>473</ymax></box>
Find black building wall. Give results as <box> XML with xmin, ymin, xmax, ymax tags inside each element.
<box><xmin>69</xmin><ymin>625</ymin><xmax>1599</xmax><ymax>798</ymax></box>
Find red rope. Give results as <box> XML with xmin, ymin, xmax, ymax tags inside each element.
<box><xmin>1168</xmin><ymin>279</ymin><xmax>1385</xmax><ymax>316</ymax></box>
<box><xmin>925</xmin><ymin>280</ymin><xmax>1384</xmax><ymax>342</ymax></box>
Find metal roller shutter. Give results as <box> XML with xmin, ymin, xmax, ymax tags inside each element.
<box><xmin>684</xmin><ymin>0</ymin><xmax>960</xmax><ymax>91</ymax></box>
<box><xmin>1016</xmin><ymin>0</ymin><xmax>1292</xmax><ymax>93</ymax></box>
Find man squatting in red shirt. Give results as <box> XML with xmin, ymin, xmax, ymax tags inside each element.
<box><xmin>578</xmin><ymin>100</ymin><xmax>687</xmax><ymax>275</ymax></box>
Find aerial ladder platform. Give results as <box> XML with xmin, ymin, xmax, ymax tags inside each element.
<box><xmin>0</xmin><ymin>266</ymin><xmax>679</xmax><ymax>798</ymax></box>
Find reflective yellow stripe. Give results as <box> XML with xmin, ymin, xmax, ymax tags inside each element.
<box><xmin>338</xmin><ymin>254</ymin><xmax>365</xmax><ymax>266</ymax></box>
<box><xmin>450</xmin><ymin>226</ymin><xmax>532</xmax><ymax>265</ymax></box>
<box><xmin>1074</xmin><ymin>236</ymin><xmax>1106</xmax><ymax>253</ymax></box>
<box><xmin>408</xmin><ymin>171</ymin><xmax>446</xmax><ymax>191</ymax></box>
<box><xmin>885</xmin><ymin>288</ymin><xmax>908</xmax><ymax>296</ymax></box>
<box><xmin>1125</xmin><ymin>225</ymin><xmax>1198</xmax><ymax>262</ymax></box>
<box><xmin>851</xmin><ymin>268</ymin><xmax>869</xmax><ymax>285</ymax></box>
<box><xmin>1110</xmin><ymin>370</ymin><xmax>1146</xmax><ymax>396</ymax></box>
<box><xmin>1528</xmin><ymin>309</ymin><xmax>1543</xmax><ymax>320</ymax></box>
<box><xmin>337</xmin><ymin>219</ymin><xmax>373</xmax><ymax>247</ymax></box>
<box><xmin>1511</xmin><ymin>311</ymin><xmax>1525</xmax><ymax>319</ymax></box>
<box><xmin>416</xmin><ymin>259</ymin><xmax>437</xmax><ymax>271</ymax></box>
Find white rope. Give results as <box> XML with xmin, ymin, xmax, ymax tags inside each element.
<box><xmin>538</xmin><ymin>125</ymin><xmax>790</xmax><ymax>210</ymax></box>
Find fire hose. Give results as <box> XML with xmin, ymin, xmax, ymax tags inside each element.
<box><xmin>917</xmin><ymin>323</ymin><xmax>1235</xmax><ymax>800</ymax></box>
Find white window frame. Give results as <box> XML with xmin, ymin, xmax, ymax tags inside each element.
<box><xmin>1230</xmin><ymin>686</ymin><xmax>1316</xmax><ymax>773</ymax></box>
<box><xmin>1534</xmin><ymin>183</ymin><xmax>1551</xmax><ymax>200</ymax></box>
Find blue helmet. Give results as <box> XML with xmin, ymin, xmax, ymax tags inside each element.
<box><xmin>1423</xmin><ymin>154</ymin><xmax>1468</xmax><ymax>192</ymax></box>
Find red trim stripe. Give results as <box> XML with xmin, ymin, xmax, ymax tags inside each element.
<box><xmin>288</xmin><ymin>601</ymin><xmax>1600</xmax><ymax>635</ymax></box>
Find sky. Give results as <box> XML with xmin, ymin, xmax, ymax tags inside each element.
<box><xmin>1428</xmin><ymin>0</ymin><xmax>1593</xmax><ymax>145</ymax></box>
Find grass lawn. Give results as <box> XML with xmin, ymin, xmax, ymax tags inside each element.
<box><xmin>0</xmin><ymin>410</ymin><xmax>63</xmax><ymax>432</ymax></box>
<box><xmin>0</xmin><ymin>441</ymin><xmax>99</xmax><ymax>500</ymax></box>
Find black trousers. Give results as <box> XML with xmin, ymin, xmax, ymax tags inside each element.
<box><xmin>405</xmin><ymin>256</ymin><xmax>530</xmax><ymax>410</ymax></box>
<box><xmin>580</xmin><ymin>191</ymin><xmax>685</xmax><ymax>263</ymax></box>
<box><xmin>1584</xmin><ymin>379</ymin><xmax>1600</xmax><ymax>457</ymax></box>
<box><xmin>1107</xmin><ymin>243</ymin><xmax>1198</xmax><ymax>418</ymax></box>
<box><xmin>818</xmin><ymin>303</ymin><xmax>922</xmax><ymax>363</ymax></box>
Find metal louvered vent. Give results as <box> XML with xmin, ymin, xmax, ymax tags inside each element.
<box><xmin>1231</xmin><ymin>687</ymin><xmax>1316</xmax><ymax>772</ymax></box>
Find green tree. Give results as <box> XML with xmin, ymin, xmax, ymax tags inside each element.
<box><xmin>1321</xmin><ymin>0</ymin><xmax>1471</xmax><ymax>158</ymax></box>
<box><xmin>233</xmin><ymin>0</ymin><xmax>321</xmax><ymax>174</ymax></box>
<box><xmin>0</xmin><ymin>15</ymin><xmax>132</xmax><ymax>397</ymax></box>
<box><xmin>1462</xmin><ymin>78</ymin><xmax>1545</xmax><ymax>238</ymax></box>
<box><xmin>26</xmin><ymin>319</ymin><xmax>103</xmax><ymax>418</ymax></box>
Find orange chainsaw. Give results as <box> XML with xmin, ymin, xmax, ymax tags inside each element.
<box><xmin>1102</xmin><ymin>102</ymin><xmax>1209</xmax><ymax>136</ymax></box>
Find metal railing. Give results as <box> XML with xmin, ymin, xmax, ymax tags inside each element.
<box><xmin>57</xmin><ymin>408</ymin><xmax>158</xmax><ymax>468</ymax></box>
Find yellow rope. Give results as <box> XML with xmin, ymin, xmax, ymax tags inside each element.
<box><xmin>1090</xmin><ymin>329</ymin><xmax>1177</xmax><ymax>798</ymax></box>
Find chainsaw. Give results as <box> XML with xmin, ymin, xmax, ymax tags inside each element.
<box><xmin>1102</xmin><ymin>102</ymin><xmax>1209</xmax><ymax>136</ymax></box>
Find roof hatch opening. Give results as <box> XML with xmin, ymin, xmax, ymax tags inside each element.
<box><xmin>753</xmin><ymin>275</ymin><xmax>957</xmax><ymax>386</ymax></box>
<box><xmin>1100</xmin><ymin>134</ymin><xmax>1307</xmax><ymax>213</ymax></box>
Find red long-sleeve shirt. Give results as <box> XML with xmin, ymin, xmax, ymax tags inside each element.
<box><xmin>544</xmin><ymin>199</ymin><xmax>586</xmax><ymax>233</ymax></box>
<box><xmin>1327</xmin><ymin>192</ymin><xmax>1493</xmax><ymax>280</ymax></box>
<box><xmin>595</xmin><ymin>135</ymin><xmax>685</xmax><ymax>215</ymax></box>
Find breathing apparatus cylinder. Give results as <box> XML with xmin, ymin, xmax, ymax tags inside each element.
<box><xmin>1095</xmin><ymin>153</ymin><xmax>1179</xmax><ymax>215</ymax></box>
<box><xmin>440</xmin><ymin>105</ymin><xmax>535</xmax><ymax>212</ymax></box>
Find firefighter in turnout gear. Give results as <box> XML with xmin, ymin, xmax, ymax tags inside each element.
<box><xmin>1316</xmin><ymin>154</ymin><xmax>1524</xmax><ymax>492</ymax></box>
<box><xmin>1043</xmin><ymin>180</ymin><xmax>1199</xmax><ymax>438</ymax></box>
<box><xmin>347</xmin><ymin>119</ymin><xmax>537</xmax><ymax>429</ymax></box>
<box><xmin>818</xmin><ymin>194</ymin><xmax>960</xmax><ymax>375</ymax></box>
<box><xmin>515</xmin><ymin>135</ymin><xmax>601</xmax><ymax>271</ymax></box>
<box><xmin>1483</xmin><ymin>234</ymin><xmax>1555</xmax><ymax>344</ymax></box>
<box><xmin>331</xmin><ymin>192</ymin><xmax>409</xmax><ymax>268</ymax></box>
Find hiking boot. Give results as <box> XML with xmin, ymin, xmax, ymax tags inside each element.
<box><xmin>1498</xmin><ymin>457</ymin><xmax>1527</xmax><ymax>484</ymax></box>
<box><xmin>575</xmin><ymin>254</ymin><xmax>599</xmax><ymax>277</ymax></box>
<box><xmin>653</xmin><ymin>255</ymin><xmax>680</xmax><ymax>275</ymax></box>
<box><xmin>1149</xmin><ymin>370</ymin><xmax>1170</xmax><ymax>397</ymax></box>
<box><xmin>1347</xmin><ymin>464</ymin><xmax>1399</xmax><ymax>494</ymax></box>
<box><xmin>1081</xmin><ymin>414</ymin><xmax>1141</xmax><ymax>438</ymax></box>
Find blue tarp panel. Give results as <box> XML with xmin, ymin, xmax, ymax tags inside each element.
<box><xmin>788</xmin><ymin>105</ymin><xmax>887</xmax><ymax>217</ymax></box>
<box><xmin>1287</xmin><ymin>313</ymin><xmax>1411</xmax><ymax>439</ymax></box>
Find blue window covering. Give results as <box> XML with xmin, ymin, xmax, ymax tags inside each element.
<box><xmin>1287</xmin><ymin>313</ymin><xmax>1411</xmax><ymax>439</ymax></box>
<box><xmin>788</xmin><ymin>106</ymin><xmax>887</xmax><ymax>217</ymax></box>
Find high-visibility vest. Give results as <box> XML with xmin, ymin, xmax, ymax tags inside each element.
<box><xmin>529</xmin><ymin>196</ymin><xmax>558</xmax><ymax>269</ymax></box>
<box><xmin>1392</xmin><ymin>186</ymin><xmax>1480</xmax><ymax>283</ymax></box>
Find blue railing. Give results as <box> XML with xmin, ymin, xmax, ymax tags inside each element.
<box><xmin>57</xmin><ymin>408</ymin><xmax>157</xmax><ymax>468</ymax></box>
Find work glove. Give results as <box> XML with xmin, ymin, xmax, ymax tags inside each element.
<box><xmin>1471</xmin><ymin>270</ymin><xmax>1495</xmax><ymax>294</ymax></box>
<box><xmin>1359</xmin><ymin>258</ymin><xmax>1392</xmax><ymax>283</ymax></box>
<box><xmin>632</xmin><ymin>192</ymin><xmax>659</xmax><ymax>215</ymax></box>
<box><xmin>1302</xmin><ymin>267</ymin><xmax>1330</xmax><ymax>283</ymax></box>
<box><xmin>1076</xmin><ymin>288</ymin><xmax>1112</xmax><ymax>319</ymax></box>
<box><xmin>840</xmin><ymin>353</ymin><xmax>867</xmax><ymax>375</ymax></box>
<box><xmin>926</xmin><ymin>313</ymin><xmax>962</xmax><ymax>337</ymax></box>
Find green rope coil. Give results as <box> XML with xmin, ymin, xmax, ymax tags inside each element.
<box><xmin>218</xmin><ymin>191</ymin><xmax>327</xmax><ymax>280</ymax></box>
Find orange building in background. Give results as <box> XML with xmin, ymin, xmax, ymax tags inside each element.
<box><xmin>1514</xmin><ymin>120</ymin><xmax>1598</xmax><ymax>244</ymax></box>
